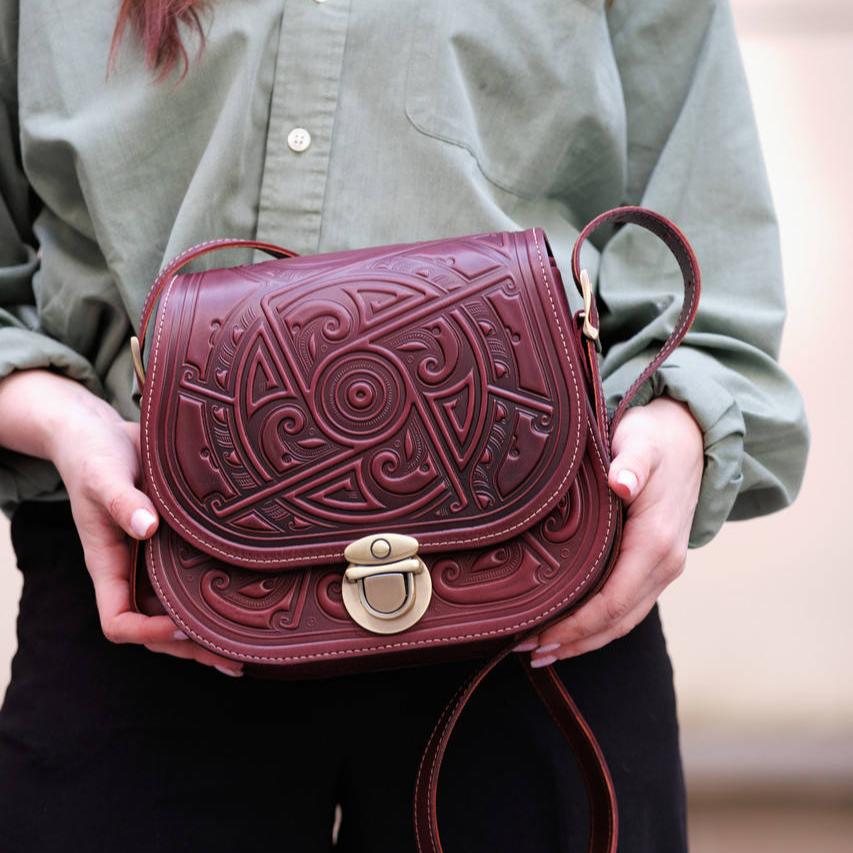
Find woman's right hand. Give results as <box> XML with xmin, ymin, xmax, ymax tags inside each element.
<box><xmin>0</xmin><ymin>369</ymin><xmax>243</xmax><ymax>676</ymax></box>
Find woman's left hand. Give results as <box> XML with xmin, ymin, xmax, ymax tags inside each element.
<box><xmin>516</xmin><ymin>396</ymin><xmax>704</xmax><ymax>665</ymax></box>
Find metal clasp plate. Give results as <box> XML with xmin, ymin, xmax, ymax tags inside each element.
<box><xmin>342</xmin><ymin>534</ymin><xmax>432</xmax><ymax>634</ymax></box>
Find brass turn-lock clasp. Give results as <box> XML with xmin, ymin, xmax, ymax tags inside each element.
<box><xmin>342</xmin><ymin>534</ymin><xmax>432</xmax><ymax>634</ymax></box>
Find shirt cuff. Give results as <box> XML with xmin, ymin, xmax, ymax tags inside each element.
<box><xmin>0</xmin><ymin>325</ymin><xmax>103</xmax><ymax>515</ymax></box>
<box><xmin>602</xmin><ymin>346</ymin><xmax>746</xmax><ymax>549</ymax></box>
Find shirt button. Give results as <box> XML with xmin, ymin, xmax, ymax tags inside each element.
<box><xmin>287</xmin><ymin>128</ymin><xmax>312</xmax><ymax>152</ymax></box>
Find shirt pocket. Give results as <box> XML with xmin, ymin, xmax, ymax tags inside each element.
<box><xmin>403</xmin><ymin>0</ymin><xmax>625</xmax><ymax>200</ymax></box>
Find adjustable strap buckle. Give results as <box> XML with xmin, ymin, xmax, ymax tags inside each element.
<box><xmin>578</xmin><ymin>269</ymin><xmax>600</xmax><ymax>342</ymax></box>
<box><xmin>130</xmin><ymin>336</ymin><xmax>146</xmax><ymax>388</ymax></box>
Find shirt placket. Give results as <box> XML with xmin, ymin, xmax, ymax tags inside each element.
<box><xmin>256</xmin><ymin>0</ymin><xmax>351</xmax><ymax>255</ymax></box>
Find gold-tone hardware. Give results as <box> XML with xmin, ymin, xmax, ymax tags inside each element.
<box><xmin>130</xmin><ymin>336</ymin><xmax>146</xmax><ymax>388</ymax></box>
<box><xmin>341</xmin><ymin>533</ymin><xmax>432</xmax><ymax>634</ymax></box>
<box><xmin>578</xmin><ymin>268</ymin><xmax>600</xmax><ymax>342</ymax></box>
<box><xmin>362</xmin><ymin>572</ymin><xmax>410</xmax><ymax>614</ymax></box>
<box><xmin>344</xmin><ymin>533</ymin><xmax>419</xmax><ymax>565</ymax></box>
<box><xmin>344</xmin><ymin>558</ymin><xmax>422</xmax><ymax>582</ymax></box>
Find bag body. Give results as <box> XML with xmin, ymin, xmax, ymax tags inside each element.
<box><xmin>131</xmin><ymin>206</ymin><xmax>700</xmax><ymax>852</ymax></box>
<box><xmin>134</xmin><ymin>226</ymin><xmax>621</xmax><ymax>673</ymax></box>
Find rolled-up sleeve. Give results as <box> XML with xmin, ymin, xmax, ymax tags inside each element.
<box><xmin>592</xmin><ymin>0</ymin><xmax>809</xmax><ymax>546</ymax></box>
<box><xmin>0</xmin><ymin>7</ymin><xmax>101</xmax><ymax>510</ymax></box>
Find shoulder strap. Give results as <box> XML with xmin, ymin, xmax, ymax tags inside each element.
<box><xmin>415</xmin><ymin>206</ymin><xmax>700</xmax><ymax>852</ymax></box>
<box><xmin>570</xmin><ymin>206</ymin><xmax>701</xmax><ymax>437</ymax></box>
<box><xmin>134</xmin><ymin>238</ymin><xmax>299</xmax><ymax>376</ymax></box>
<box><xmin>414</xmin><ymin>648</ymin><xmax>618</xmax><ymax>853</ymax></box>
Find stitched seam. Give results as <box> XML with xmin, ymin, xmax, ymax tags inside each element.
<box><xmin>414</xmin><ymin>672</ymin><xmax>477</xmax><ymax>853</ymax></box>
<box><xmin>535</xmin><ymin>679</ymin><xmax>612</xmax><ymax>844</ymax></box>
<box><xmin>610</xmin><ymin>213</ymin><xmax>698</xmax><ymax>415</ymax></box>
<box><xmin>570</xmin><ymin>209</ymin><xmax>698</xmax><ymax>422</ymax></box>
<box><xmin>545</xmin><ymin>670</ymin><xmax>617</xmax><ymax>841</ymax></box>
<box><xmin>419</xmin><ymin>668</ymin><xmax>483</xmax><ymax>853</ymax></box>
<box><xmin>139</xmin><ymin>239</ymin><xmax>293</xmax><ymax>344</ymax></box>
<box><xmin>141</xmin><ymin>239</ymin><xmax>244</xmax><ymax>339</ymax></box>
<box><xmin>617</xmin><ymin>270</ymin><xmax>696</xmax><ymax>405</ymax></box>
<box><xmin>589</xmin><ymin>344</ymin><xmax>610</xmax><ymax>450</ymax></box>
<box><xmin>145</xmin><ymin>434</ymin><xmax>614</xmax><ymax>663</ymax></box>
<box><xmin>143</xmin><ymin>230</ymin><xmax>585</xmax><ymax>564</ymax></box>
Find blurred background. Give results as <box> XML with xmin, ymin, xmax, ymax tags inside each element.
<box><xmin>0</xmin><ymin>0</ymin><xmax>850</xmax><ymax>849</ymax></box>
<box><xmin>657</xmin><ymin>0</ymin><xmax>852</xmax><ymax>848</ymax></box>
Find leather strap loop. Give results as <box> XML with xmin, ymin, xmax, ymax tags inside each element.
<box><xmin>570</xmin><ymin>206</ymin><xmax>702</xmax><ymax>438</ymax></box>
<box><xmin>414</xmin><ymin>650</ymin><xmax>618</xmax><ymax>853</ymax></box>
<box><xmin>136</xmin><ymin>238</ymin><xmax>299</xmax><ymax>361</ymax></box>
<box><xmin>523</xmin><ymin>659</ymin><xmax>618</xmax><ymax>852</ymax></box>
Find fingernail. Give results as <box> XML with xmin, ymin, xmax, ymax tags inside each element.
<box><xmin>130</xmin><ymin>508</ymin><xmax>157</xmax><ymax>538</ymax></box>
<box><xmin>214</xmin><ymin>664</ymin><xmax>243</xmax><ymax>678</ymax></box>
<box><xmin>615</xmin><ymin>469</ymin><xmax>639</xmax><ymax>497</ymax></box>
<box><xmin>530</xmin><ymin>655</ymin><xmax>557</xmax><ymax>669</ymax></box>
<box><xmin>173</xmin><ymin>630</ymin><xmax>189</xmax><ymax>641</ymax></box>
<box><xmin>534</xmin><ymin>643</ymin><xmax>560</xmax><ymax>654</ymax></box>
<box><xmin>513</xmin><ymin>640</ymin><xmax>538</xmax><ymax>652</ymax></box>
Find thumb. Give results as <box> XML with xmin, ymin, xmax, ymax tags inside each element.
<box><xmin>104</xmin><ymin>482</ymin><xmax>159</xmax><ymax>540</ymax></box>
<box><xmin>608</xmin><ymin>432</ymin><xmax>657</xmax><ymax>504</ymax></box>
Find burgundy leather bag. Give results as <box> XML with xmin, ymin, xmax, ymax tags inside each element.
<box><xmin>130</xmin><ymin>206</ymin><xmax>700</xmax><ymax>853</ymax></box>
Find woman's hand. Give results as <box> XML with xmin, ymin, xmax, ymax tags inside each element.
<box><xmin>515</xmin><ymin>396</ymin><xmax>704</xmax><ymax>665</ymax></box>
<box><xmin>0</xmin><ymin>370</ymin><xmax>242</xmax><ymax>676</ymax></box>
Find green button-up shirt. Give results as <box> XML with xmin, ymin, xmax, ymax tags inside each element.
<box><xmin>0</xmin><ymin>0</ymin><xmax>808</xmax><ymax>546</ymax></box>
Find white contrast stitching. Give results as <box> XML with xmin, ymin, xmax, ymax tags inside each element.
<box><xmin>139</xmin><ymin>239</ymin><xmax>293</xmax><ymax>346</ymax></box>
<box><xmin>143</xmin><ymin>229</ymin><xmax>586</xmax><ymax>563</ymax></box>
<box><xmin>144</xmin><ymin>230</ymin><xmax>615</xmax><ymax>662</ymax></box>
<box><xmin>417</xmin><ymin>665</ymin><xmax>483</xmax><ymax>852</ymax></box>
<box><xmin>609</xmin><ymin>215</ymin><xmax>699</xmax><ymax>418</ymax></box>
<box><xmin>145</xmin><ymin>436</ymin><xmax>615</xmax><ymax>663</ymax></box>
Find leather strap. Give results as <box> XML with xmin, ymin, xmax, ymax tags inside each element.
<box><xmin>136</xmin><ymin>238</ymin><xmax>299</xmax><ymax>359</ymax></box>
<box><xmin>414</xmin><ymin>649</ymin><xmax>618</xmax><ymax>853</ymax></box>
<box><xmin>523</xmin><ymin>660</ymin><xmax>618</xmax><ymax>851</ymax></box>
<box><xmin>570</xmin><ymin>206</ymin><xmax>702</xmax><ymax>439</ymax></box>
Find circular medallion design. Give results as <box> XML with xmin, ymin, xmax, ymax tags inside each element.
<box><xmin>316</xmin><ymin>354</ymin><xmax>406</xmax><ymax>441</ymax></box>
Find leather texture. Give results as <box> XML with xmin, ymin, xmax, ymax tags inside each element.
<box><xmin>142</xmin><ymin>229</ymin><xmax>589</xmax><ymax>564</ymax></box>
<box><xmin>414</xmin><ymin>649</ymin><xmax>618</xmax><ymax>853</ymax></box>
<box><xmin>137</xmin><ymin>228</ymin><xmax>620</xmax><ymax>670</ymax></box>
<box><xmin>134</xmin><ymin>207</ymin><xmax>701</xmax><ymax>853</ymax></box>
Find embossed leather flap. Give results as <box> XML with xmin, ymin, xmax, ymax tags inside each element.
<box><xmin>140</xmin><ymin>228</ymin><xmax>588</xmax><ymax>569</ymax></box>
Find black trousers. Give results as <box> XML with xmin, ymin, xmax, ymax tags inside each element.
<box><xmin>0</xmin><ymin>501</ymin><xmax>687</xmax><ymax>853</ymax></box>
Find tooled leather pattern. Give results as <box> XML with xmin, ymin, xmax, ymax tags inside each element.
<box><xmin>138</xmin><ymin>208</ymin><xmax>699</xmax><ymax>672</ymax></box>
<box><xmin>145</xmin><ymin>428</ymin><xmax>616</xmax><ymax>666</ymax></box>
<box><xmin>137</xmin><ymin>238</ymin><xmax>299</xmax><ymax>354</ymax></box>
<box><xmin>141</xmin><ymin>229</ymin><xmax>587</xmax><ymax>568</ymax></box>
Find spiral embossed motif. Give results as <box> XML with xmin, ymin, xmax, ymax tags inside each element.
<box><xmin>145</xmin><ymin>231</ymin><xmax>588</xmax><ymax>564</ymax></box>
<box><xmin>137</xmin><ymin>227</ymin><xmax>625</xmax><ymax>671</ymax></box>
<box><xmin>316</xmin><ymin>353</ymin><xmax>406</xmax><ymax>440</ymax></box>
<box><xmin>137</xmin><ymin>207</ymin><xmax>700</xmax><ymax>681</ymax></box>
